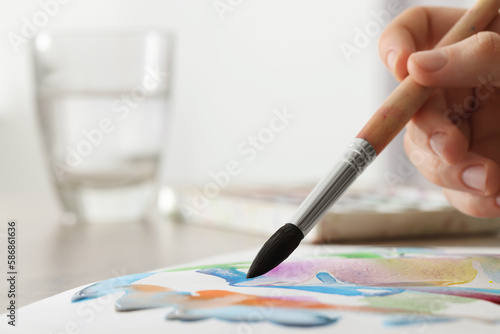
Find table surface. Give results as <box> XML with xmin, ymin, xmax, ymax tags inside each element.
<box><xmin>1</xmin><ymin>202</ymin><xmax>500</xmax><ymax>308</ymax></box>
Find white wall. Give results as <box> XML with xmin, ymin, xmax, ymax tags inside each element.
<box><xmin>2</xmin><ymin>0</ymin><xmax>473</xmax><ymax>211</ymax></box>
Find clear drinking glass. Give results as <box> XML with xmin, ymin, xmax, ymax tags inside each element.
<box><xmin>33</xmin><ymin>30</ymin><xmax>172</xmax><ymax>224</ymax></box>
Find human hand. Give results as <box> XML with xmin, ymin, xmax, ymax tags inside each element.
<box><xmin>379</xmin><ymin>7</ymin><xmax>500</xmax><ymax>217</ymax></box>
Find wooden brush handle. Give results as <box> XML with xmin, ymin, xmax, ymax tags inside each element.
<box><xmin>357</xmin><ymin>0</ymin><xmax>500</xmax><ymax>154</ymax></box>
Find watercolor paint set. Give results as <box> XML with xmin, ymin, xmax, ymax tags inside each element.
<box><xmin>173</xmin><ymin>186</ymin><xmax>500</xmax><ymax>242</ymax></box>
<box><xmin>7</xmin><ymin>245</ymin><xmax>500</xmax><ymax>333</ymax></box>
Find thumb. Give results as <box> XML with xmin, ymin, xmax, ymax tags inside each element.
<box><xmin>408</xmin><ymin>31</ymin><xmax>500</xmax><ymax>88</ymax></box>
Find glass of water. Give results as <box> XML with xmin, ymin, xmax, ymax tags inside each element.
<box><xmin>33</xmin><ymin>30</ymin><xmax>172</xmax><ymax>224</ymax></box>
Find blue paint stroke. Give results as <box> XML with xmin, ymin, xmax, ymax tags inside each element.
<box><xmin>384</xmin><ymin>315</ymin><xmax>454</xmax><ymax>327</ymax></box>
<box><xmin>316</xmin><ymin>272</ymin><xmax>339</xmax><ymax>284</ymax></box>
<box><xmin>72</xmin><ymin>272</ymin><xmax>156</xmax><ymax>302</ymax></box>
<box><xmin>166</xmin><ymin>305</ymin><xmax>340</xmax><ymax>327</ymax></box>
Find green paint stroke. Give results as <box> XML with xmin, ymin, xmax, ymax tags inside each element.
<box><xmin>165</xmin><ymin>262</ymin><xmax>251</xmax><ymax>272</ymax></box>
<box><xmin>363</xmin><ymin>291</ymin><xmax>474</xmax><ymax>313</ymax></box>
<box><xmin>318</xmin><ymin>252</ymin><xmax>384</xmax><ymax>259</ymax></box>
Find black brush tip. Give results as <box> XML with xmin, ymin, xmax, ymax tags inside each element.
<box><xmin>246</xmin><ymin>223</ymin><xmax>304</xmax><ymax>279</ymax></box>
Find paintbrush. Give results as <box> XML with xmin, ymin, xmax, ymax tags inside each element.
<box><xmin>247</xmin><ymin>0</ymin><xmax>500</xmax><ymax>279</ymax></box>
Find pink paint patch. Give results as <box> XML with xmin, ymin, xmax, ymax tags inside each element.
<box><xmin>267</xmin><ymin>258</ymin><xmax>477</xmax><ymax>287</ymax></box>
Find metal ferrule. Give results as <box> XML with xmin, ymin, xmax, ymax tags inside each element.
<box><xmin>291</xmin><ymin>138</ymin><xmax>377</xmax><ymax>235</ymax></box>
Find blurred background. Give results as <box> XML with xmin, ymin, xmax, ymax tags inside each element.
<box><xmin>0</xmin><ymin>0</ymin><xmax>474</xmax><ymax>223</ymax></box>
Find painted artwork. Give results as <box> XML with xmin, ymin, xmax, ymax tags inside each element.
<box><xmin>7</xmin><ymin>246</ymin><xmax>500</xmax><ymax>333</ymax></box>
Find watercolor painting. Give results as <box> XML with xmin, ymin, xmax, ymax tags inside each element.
<box><xmin>71</xmin><ymin>247</ymin><xmax>500</xmax><ymax>329</ymax></box>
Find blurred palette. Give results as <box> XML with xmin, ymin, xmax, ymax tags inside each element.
<box><xmin>172</xmin><ymin>185</ymin><xmax>500</xmax><ymax>242</ymax></box>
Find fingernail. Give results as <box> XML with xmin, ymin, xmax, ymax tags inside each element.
<box><xmin>462</xmin><ymin>165</ymin><xmax>486</xmax><ymax>191</ymax></box>
<box><xmin>430</xmin><ymin>132</ymin><xmax>446</xmax><ymax>160</ymax></box>
<box><xmin>412</xmin><ymin>49</ymin><xmax>448</xmax><ymax>72</ymax></box>
<box><xmin>386</xmin><ymin>50</ymin><xmax>397</xmax><ymax>73</ymax></box>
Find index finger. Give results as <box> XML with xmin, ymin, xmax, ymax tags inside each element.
<box><xmin>378</xmin><ymin>6</ymin><xmax>466</xmax><ymax>81</ymax></box>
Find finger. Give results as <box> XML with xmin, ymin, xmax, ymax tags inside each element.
<box><xmin>379</xmin><ymin>7</ymin><xmax>466</xmax><ymax>81</ymax></box>
<box><xmin>487</xmin><ymin>11</ymin><xmax>500</xmax><ymax>33</ymax></box>
<box><xmin>408</xmin><ymin>31</ymin><xmax>500</xmax><ymax>87</ymax></box>
<box><xmin>444</xmin><ymin>188</ymin><xmax>500</xmax><ymax>218</ymax></box>
<box><xmin>404</xmin><ymin>135</ymin><xmax>500</xmax><ymax>196</ymax></box>
<box><xmin>405</xmin><ymin>91</ymin><xmax>469</xmax><ymax>165</ymax></box>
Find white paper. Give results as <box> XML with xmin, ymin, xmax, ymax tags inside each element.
<box><xmin>2</xmin><ymin>245</ymin><xmax>500</xmax><ymax>333</ymax></box>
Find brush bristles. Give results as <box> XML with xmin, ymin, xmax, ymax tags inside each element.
<box><xmin>246</xmin><ymin>223</ymin><xmax>304</xmax><ymax>279</ymax></box>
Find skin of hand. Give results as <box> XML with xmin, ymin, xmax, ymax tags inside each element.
<box><xmin>378</xmin><ymin>7</ymin><xmax>500</xmax><ymax>217</ymax></box>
